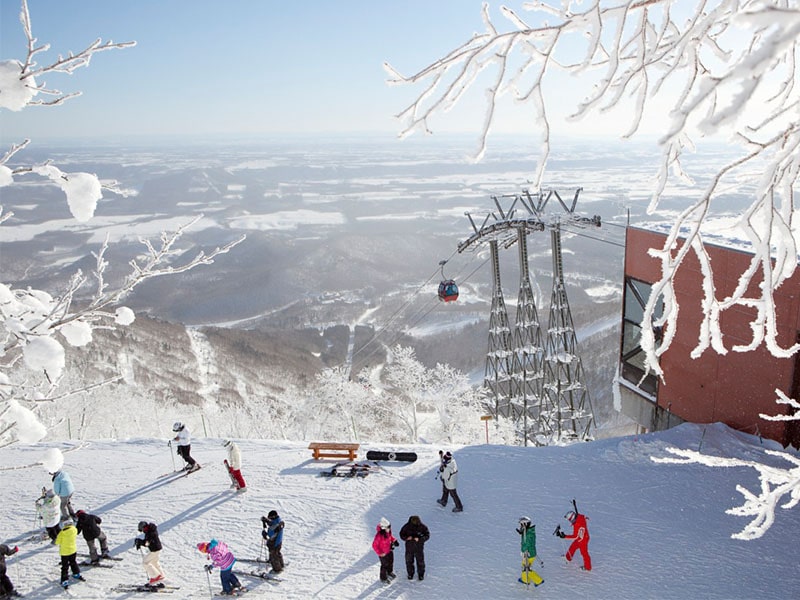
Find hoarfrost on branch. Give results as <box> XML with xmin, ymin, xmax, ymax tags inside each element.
<box><xmin>385</xmin><ymin>0</ymin><xmax>800</xmax><ymax>378</ymax></box>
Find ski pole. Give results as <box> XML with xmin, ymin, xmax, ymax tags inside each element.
<box><xmin>168</xmin><ymin>440</ymin><xmax>176</xmax><ymax>471</ymax></box>
<box><xmin>205</xmin><ymin>565</ymin><xmax>213</xmax><ymax>598</ymax></box>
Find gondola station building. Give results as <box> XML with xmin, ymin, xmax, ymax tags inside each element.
<box><xmin>616</xmin><ymin>226</ymin><xmax>800</xmax><ymax>448</ymax></box>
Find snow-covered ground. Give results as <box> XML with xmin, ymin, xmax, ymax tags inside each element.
<box><xmin>1</xmin><ymin>423</ymin><xmax>797</xmax><ymax>599</ymax></box>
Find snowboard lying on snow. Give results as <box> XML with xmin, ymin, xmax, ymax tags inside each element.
<box><xmin>366</xmin><ymin>450</ymin><xmax>417</xmax><ymax>463</ymax></box>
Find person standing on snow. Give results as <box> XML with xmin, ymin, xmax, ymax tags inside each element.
<box><xmin>516</xmin><ymin>516</ymin><xmax>544</xmax><ymax>586</ymax></box>
<box><xmin>171</xmin><ymin>422</ymin><xmax>200</xmax><ymax>473</ymax></box>
<box><xmin>75</xmin><ymin>509</ymin><xmax>110</xmax><ymax>564</ymax></box>
<box><xmin>261</xmin><ymin>511</ymin><xmax>284</xmax><ymax>574</ymax></box>
<box><xmin>37</xmin><ymin>489</ymin><xmax>62</xmax><ymax>542</ymax></box>
<box><xmin>50</xmin><ymin>469</ymin><xmax>76</xmax><ymax>521</ymax></box>
<box><xmin>0</xmin><ymin>542</ymin><xmax>21</xmax><ymax>598</ymax></box>
<box><xmin>223</xmin><ymin>440</ymin><xmax>246</xmax><ymax>492</ymax></box>
<box><xmin>135</xmin><ymin>521</ymin><xmax>166</xmax><ymax>587</ymax></box>
<box><xmin>557</xmin><ymin>509</ymin><xmax>591</xmax><ymax>571</ymax></box>
<box><xmin>399</xmin><ymin>515</ymin><xmax>429</xmax><ymax>581</ymax></box>
<box><xmin>197</xmin><ymin>539</ymin><xmax>244</xmax><ymax>596</ymax></box>
<box><xmin>371</xmin><ymin>517</ymin><xmax>398</xmax><ymax>584</ymax></box>
<box><xmin>55</xmin><ymin>519</ymin><xmax>85</xmax><ymax>589</ymax></box>
<box><xmin>436</xmin><ymin>451</ymin><xmax>464</xmax><ymax>512</ymax></box>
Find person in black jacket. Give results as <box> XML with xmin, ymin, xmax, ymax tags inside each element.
<box><xmin>398</xmin><ymin>515</ymin><xmax>430</xmax><ymax>581</ymax></box>
<box><xmin>0</xmin><ymin>542</ymin><xmax>21</xmax><ymax>598</ymax></box>
<box><xmin>75</xmin><ymin>510</ymin><xmax>110</xmax><ymax>564</ymax></box>
<box><xmin>135</xmin><ymin>521</ymin><xmax>166</xmax><ymax>587</ymax></box>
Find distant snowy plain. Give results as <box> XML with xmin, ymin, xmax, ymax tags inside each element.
<box><xmin>2</xmin><ymin>422</ymin><xmax>797</xmax><ymax>599</ymax></box>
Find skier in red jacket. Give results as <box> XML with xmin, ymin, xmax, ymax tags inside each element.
<box><xmin>558</xmin><ymin>510</ymin><xmax>591</xmax><ymax>571</ymax></box>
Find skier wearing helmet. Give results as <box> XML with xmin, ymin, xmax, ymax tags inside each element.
<box><xmin>171</xmin><ymin>422</ymin><xmax>200</xmax><ymax>473</ymax></box>
<box><xmin>557</xmin><ymin>509</ymin><xmax>591</xmax><ymax>571</ymax></box>
<box><xmin>371</xmin><ymin>517</ymin><xmax>398</xmax><ymax>583</ymax></box>
<box><xmin>516</xmin><ymin>516</ymin><xmax>543</xmax><ymax>586</ymax></box>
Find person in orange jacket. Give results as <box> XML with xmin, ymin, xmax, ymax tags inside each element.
<box><xmin>557</xmin><ymin>510</ymin><xmax>591</xmax><ymax>571</ymax></box>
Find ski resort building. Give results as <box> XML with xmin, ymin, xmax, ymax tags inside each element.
<box><xmin>616</xmin><ymin>226</ymin><xmax>800</xmax><ymax>448</ymax></box>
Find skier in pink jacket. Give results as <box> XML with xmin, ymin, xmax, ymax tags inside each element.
<box><xmin>371</xmin><ymin>517</ymin><xmax>398</xmax><ymax>584</ymax></box>
<box><xmin>197</xmin><ymin>539</ymin><xmax>244</xmax><ymax>596</ymax></box>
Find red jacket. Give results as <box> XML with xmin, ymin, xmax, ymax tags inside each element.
<box><xmin>565</xmin><ymin>513</ymin><xmax>589</xmax><ymax>542</ymax></box>
<box><xmin>371</xmin><ymin>526</ymin><xmax>397</xmax><ymax>556</ymax></box>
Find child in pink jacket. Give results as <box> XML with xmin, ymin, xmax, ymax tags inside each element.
<box><xmin>371</xmin><ymin>517</ymin><xmax>398</xmax><ymax>583</ymax></box>
<box><xmin>197</xmin><ymin>539</ymin><xmax>244</xmax><ymax>595</ymax></box>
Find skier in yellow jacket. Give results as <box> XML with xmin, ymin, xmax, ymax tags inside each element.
<box><xmin>55</xmin><ymin>520</ymin><xmax>85</xmax><ymax>589</ymax></box>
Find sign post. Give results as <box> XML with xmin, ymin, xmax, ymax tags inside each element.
<box><xmin>480</xmin><ymin>415</ymin><xmax>493</xmax><ymax>444</ymax></box>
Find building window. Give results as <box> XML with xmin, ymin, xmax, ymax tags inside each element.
<box><xmin>620</xmin><ymin>277</ymin><xmax>663</xmax><ymax>396</ymax></box>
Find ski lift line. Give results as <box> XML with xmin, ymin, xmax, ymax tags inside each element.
<box><xmin>560</xmin><ymin>228</ymin><xmax>626</xmax><ymax>248</ymax></box>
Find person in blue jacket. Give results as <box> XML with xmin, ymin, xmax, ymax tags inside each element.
<box><xmin>51</xmin><ymin>470</ymin><xmax>75</xmax><ymax>521</ymax></box>
<box><xmin>261</xmin><ymin>511</ymin><xmax>284</xmax><ymax>574</ymax></box>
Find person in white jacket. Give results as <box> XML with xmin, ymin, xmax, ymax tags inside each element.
<box><xmin>171</xmin><ymin>422</ymin><xmax>200</xmax><ymax>473</ymax></box>
<box><xmin>223</xmin><ymin>440</ymin><xmax>247</xmax><ymax>492</ymax></box>
<box><xmin>36</xmin><ymin>489</ymin><xmax>62</xmax><ymax>542</ymax></box>
<box><xmin>436</xmin><ymin>451</ymin><xmax>464</xmax><ymax>512</ymax></box>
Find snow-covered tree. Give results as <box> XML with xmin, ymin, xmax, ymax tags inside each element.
<box><xmin>385</xmin><ymin>0</ymin><xmax>800</xmax><ymax>382</ymax></box>
<box><xmin>0</xmin><ymin>0</ymin><xmax>243</xmax><ymax>447</ymax></box>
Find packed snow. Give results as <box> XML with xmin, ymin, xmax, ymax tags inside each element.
<box><xmin>1</xmin><ymin>422</ymin><xmax>797</xmax><ymax>599</ymax></box>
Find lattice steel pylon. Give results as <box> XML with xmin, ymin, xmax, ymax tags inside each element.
<box><xmin>457</xmin><ymin>189</ymin><xmax>599</xmax><ymax>445</ymax></box>
<box><xmin>541</xmin><ymin>223</ymin><xmax>595</xmax><ymax>443</ymax></box>
<box><xmin>484</xmin><ymin>240</ymin><xmax>515</xmax><ymax>417</ymax></box>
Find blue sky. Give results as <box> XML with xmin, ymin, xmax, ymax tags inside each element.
<box><xmin>1</xmin><ymin>0</ymin><xmax>499</xmax><ymax>140</ymax></box>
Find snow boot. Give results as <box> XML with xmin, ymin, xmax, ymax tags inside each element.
<box><xmin>436</xmin><ymin>499</ymin><xmax>446</xmax><ymax>507</ymax></box>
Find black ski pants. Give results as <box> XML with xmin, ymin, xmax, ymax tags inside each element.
<box><xmin>60</xmin><ymin>553</ymin><xmax>80</xmax><ymax>583</ymax></box>
<box><xmin>177</xmin><ymin>444</ymin><xmax>196</xmax><ymax>467</ymax></box>
<box><xmin>404</xmin><ymin>542</ymin><xmax>425</xmax><ymax>578</ymax></box>
<box><xmin>378</xmin><ymin>551</ymin><xmax>394</xmax><ymax>581</ymax></box>
<box><xmin>440</xmin><ymin>485</ymin><xmax>464</xmax><ymax>510</ymax></box>
<box><xmin>268</xmin><ymin>542</ymin><xmax>284</xmax><ymax>573</ymax></box>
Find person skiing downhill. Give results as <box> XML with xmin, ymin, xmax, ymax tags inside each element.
<box><xmin>75</xmin><ymin>510</ymin><xmax>110</xmax><ymax>564</ymax></box>
<box><xmin>223</xmin><ymin>440</ymin><xmax>246</xmax><ymax>492</ymax></box>
<box><xmin>55</xmin><ymin>519</ymin><xmax>85</xmax><ymax>589</ymax></box>
<box><xmin>135</xmin><ymin>521</ymin><xmax>166</xmax><ymax>587</ymax></box>
<box><xmin>261</xmin><ymin>511</ymin><xmax>284</xmax><ymax>574</ymax></box>
<box><xmin>171</xmin><ymin>422</ymin><xmax>200</xmax><ymax>473</ymax></box>
<box><xmin>557</xmin><ymin>508</ymin><xmax>591</xmax><ymax>571</ymax></box>
<box><xmin>436</xmin><ymin>451</ymin><xmax>463</xmax><ymax>512</ymax></box>
<box><xmin>399</xmin><ymin>515</ymin><xmax>429</xmax><ymax>581</ymax></box>
<box><xmin>516</xmin><ymin>516</ymin><xmax>543</xmax><ymax>586</ymax></box>
<box><xmin>36</xmin><ymin>489</ymin><xmax>61</xmax><ymax>543</ymax></box>
<box><xmin>0</xmin><ymin>542</ymin><xmax>20</xmax><ymax>598</ymax></box>
<box><xmin>197</xmin><ymin>539</ymin><xmax>244</xmax><ymax>596</ymax></box>
<box><xmin>371</xmin><ymin>517</ymin><xmax>398</xmax><ymax>584</ymax></box>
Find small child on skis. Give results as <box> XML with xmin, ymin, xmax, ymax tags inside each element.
<box><xmin>0</xmin><ymin>542</ymin><xmax>21</xmax><ymax>598</ymax></box>
<box><xmin>261</xmin><ymin>511</ymin><xmax>284</xmax><ymax>574</ymax></box>
<box><xmin>516</xmin><ymin>516</ymin><xmax>543</xmax><ymax>586</ymax></box>
<box><xmin>75</xmin><ymin>509</ymin><xmax>110</xmax><ymax>564</ymax></box>
<box><xmin>135</xmin><ymin>521</ymin><xmax>166</xmax><ymax>587</ymax></box>
<box><xmin>371</xmin><ymin>517</ymin><xmax>398</xmax><ymax>583</ymax></box>
<box><xmin>36</xmin><ymin>489</ymin><xmax>61</xmax><ymax>543</ymax></box>
<box><xmin>55</xmin><ymin>519</ymin><xmax>85</xmax><ymax>589</ymax></box>
<box><xmin>197</xmin><ymin>539</ymin><xmax>245</xmax><ymax>596</ymax></box>
<box><xmin>171</xmin><ymin>422</ymin><xmax>200</xmax><ymax>473</ymax></box>
<box><xmin>223</xmin><ymin>440</ymin><xmax>246</xmax><ymax>492</ymax></box>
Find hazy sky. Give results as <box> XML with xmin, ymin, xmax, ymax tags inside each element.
<box><xmin>1</xmin><ymin>0</ymin><xmax>513</xmax><ymax>141</ymax></box>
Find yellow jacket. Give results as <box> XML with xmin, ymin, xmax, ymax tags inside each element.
<box><xmin>55</xmin><ymin>524</ymin><xmax>78</xmax><ymax>556</ymax></box>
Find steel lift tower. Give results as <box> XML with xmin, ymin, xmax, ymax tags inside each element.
<box><xmin>458</xmin><ymin>189</ymin><xmax>599</xmax><ymax>445</ymax></box>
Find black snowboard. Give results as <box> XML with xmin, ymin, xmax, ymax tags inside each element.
<box><xmin>366</xmin><ymin>450</ymin><xmax>417</xmax><ymax>463</ymax></box>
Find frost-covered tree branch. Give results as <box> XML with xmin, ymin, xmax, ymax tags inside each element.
<box><xmin>386</xmin><ymin>0</ymin><xmax>800</xmax><ymax>377</ymax></box>
<box><xmin>0</xmin><ymin>0</ymin><xmax>243</xmax><ymax>446</ymax></box>
<box><xmin>653</xmin><ymin>446</ymin><xmax>800</xmax><ymax>540</ymax></box>
<box><xmin>760</xmin><ymin>389</ymin><xmax>800</xmax><ymax>422</ymax></box>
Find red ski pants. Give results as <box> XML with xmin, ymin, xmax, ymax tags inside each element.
<box><xmin>566</xmin><ymin>539</ymin><xmax>591</xmax><ymax>571</ymax></box>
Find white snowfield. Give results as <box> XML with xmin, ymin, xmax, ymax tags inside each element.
<box><xmin>1</xmin><ymin>423</ymin><xmax>797</xmax><ymax>599</ymax></box>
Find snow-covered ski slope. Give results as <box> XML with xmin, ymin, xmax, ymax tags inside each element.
<box><xmin>2</xmin><ymin>422</ymin><xmax>797</xmax><ymax>599</ymax></box>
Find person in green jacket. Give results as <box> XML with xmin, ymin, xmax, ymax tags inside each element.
<box><xmin>516</xmin><ymin>516</ymin><xmax>543</xmax><ymax>587</ymax></box>
<box><xmin>55</xmin><ymin>520</ymin><xmax>85</xmax><ymax>589</ymax></box>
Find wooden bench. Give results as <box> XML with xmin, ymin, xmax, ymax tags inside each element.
<box><xmin>308</xmin><ymin>441</ymin><xmax>360</xmax><ymax>461</ymax></box>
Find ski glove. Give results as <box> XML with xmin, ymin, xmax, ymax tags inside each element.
<box><xmin>204</xmin><ymin>564</ymin><xmax>213</xmax><ymax>573</ymax></box>
<box><xmin>134</xmin><ymin>538</ymin><xmax>143</xmax><ymax>549</ymax></box>
<box><xmin>391</xmin><ymin>540</ymin><xmax>399</xmax><ymax>550</ymax></box>
<box><xmin>557</xmin><ymin>531</ymin><xmax>566</xmax><ymax>538</ymax></box>
<box><xmin>12</xmin><ymin>546</ymin><xmax>18</xmax><ymax>554</ymax></box>
<box><xmin>261</xmin><ymin>529</ymin><xmax>269</xmax><ymax>540</ymax></box>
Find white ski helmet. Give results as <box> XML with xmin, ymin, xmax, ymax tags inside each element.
<box><xmin>565</xmin><ymin>511</ymin><xmax>577</xmax><ymax>523</ymax></box>
<box><xmin>379</xmin><ymin>517</ymin><xmax>391</xmax><ymax>530</ymax></box>
<box><xmin>172</xmin><ymin>421</ymin><xmax>183</xmax><ymax>432</ymax></box>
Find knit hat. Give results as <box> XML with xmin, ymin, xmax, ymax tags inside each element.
<box><xmin>268</xmin><ymin>510</ymin><xmax>278</xmax><ymax>520</ymax></box>
<box><xmin>196</xmin><ymin>542</ymin><xmax>209</xmax><ymax>553</ymax></box>
<box><xmin>223</xmin><ymin>440</ymin><xmax>232</xmax><ymax>447</ymax></box>
<box><xmin>379</xmin><ymin>517</ymin><xmax>390</xmax><ymax>530</ymax></box>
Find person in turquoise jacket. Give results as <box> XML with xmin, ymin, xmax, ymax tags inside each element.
<box><xmin>50</xmin><ymin>470</ymin><xmax>75</xmax><ymax>521</ymax></box>
<box><xmin>516</xmin><ymin>517</ymin><xmax>543</xmax><ymax>587</ymax></box>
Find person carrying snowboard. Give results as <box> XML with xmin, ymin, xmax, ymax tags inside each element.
<box><xmin>171</xmin><ymin>422</ymin><xmax>200</xmax><ymax>473</ymax></box>
<box><xmin>50</xmin><ymin>469</ymin><xmax>75</xmax><ymax>521</ymax></box>
<box><xmin>55</xmin><ymin>519</ymin><xmax>85</xmax><ymax>589</ymax></box>
<box><xmin>0</xmin><ymin>542</ymin><xmax>20</xmax><ymax>598</ymax></box>
<box><xmin>399</xmin><ymin>515</ymin><xmax>429</xmax><ymax>581</ymax></box>
<box><xmin>516</xmin><ymin>516</ymin><xmax>543</xmax><ymax>586</ymax></box>
<box><xmin>261</xmin><ymin>511</ymin><xmax>284</xmax><ymax>574</ymax></box>
<box><xmin>557</xmin><ymin>507</ymin><xmax>591</xmax><ymax>571</ymax></box>
<box><xmin>135</xmin><ymin>521</ymin><xmax>166</xmax><ymax>587</ymax></box>
<box><xmin>36</xmin><ymin>489</ymin><xmax>61</xmax><ymax>543</ymax></box>
<box><xmin>223</xmin><ymin>440</ymin><xmax>246</xmax><ymax>492</ymax></box>
<box><xmin>371</xmin><ymin>517</ymin><xmax>398</xmax><ymax>584</ymax></box>
<box><xmin>197</xmin><ymin>539</ymin><xmax>244</xmax><ymax>596</ymax></box>
<box><xmin>75</xmin><ymin>510</ymin><xmax>110</xmax><ymax>564</ymax></box>
<box><xmin>436</xmin><ymin>451</ymin><xmax>463</xmax><ymax>512</ymax></box>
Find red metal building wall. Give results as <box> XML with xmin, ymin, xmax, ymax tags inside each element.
<box><xmin>624</xmin><ymin>227</ymin><xmax>800</xmax><ymax>446</ymax></box>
